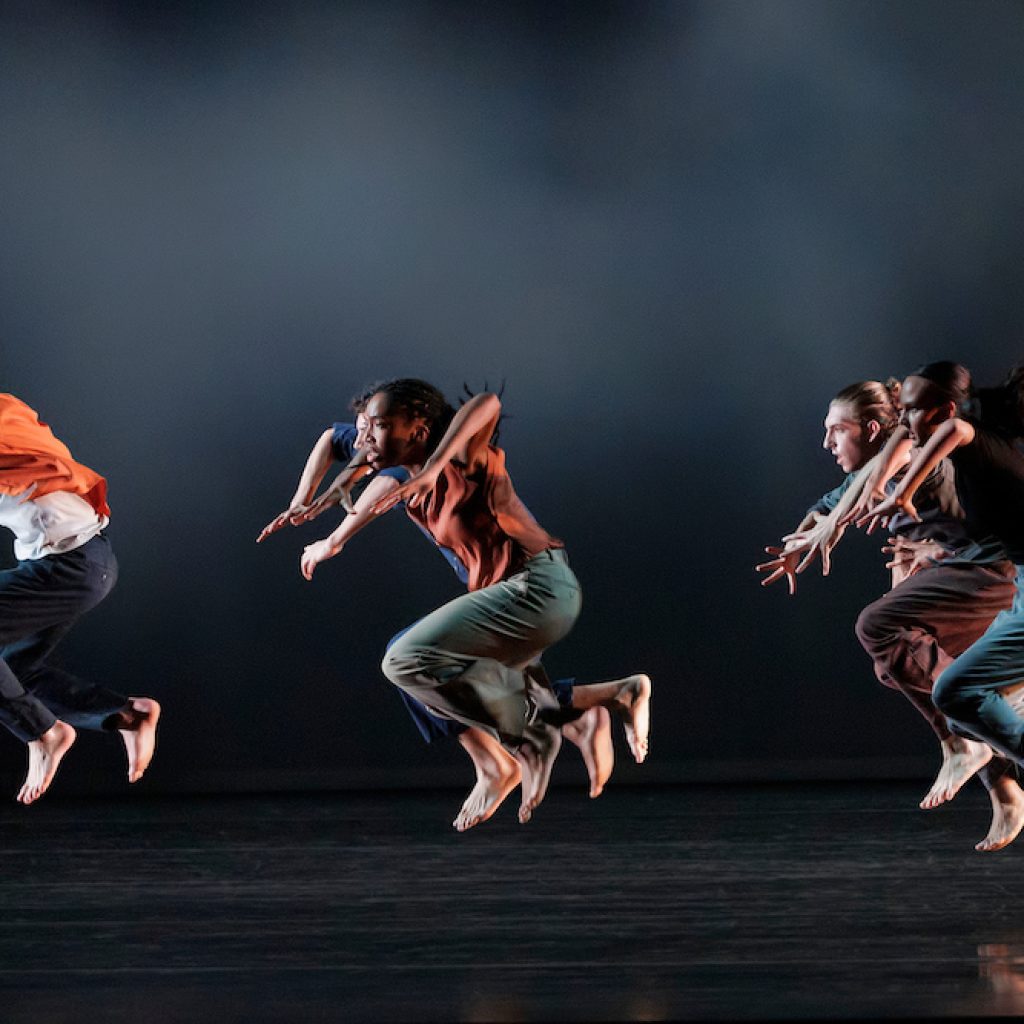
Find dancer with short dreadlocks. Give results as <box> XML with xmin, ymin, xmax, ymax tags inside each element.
<box><xmin>286</xmin><ymin>379</ymin><xmax>650</xmax><ymax>825</ymax></box>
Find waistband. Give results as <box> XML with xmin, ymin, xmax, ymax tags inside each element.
<box><xmin>524</xmin><ymin>547</ymin><xmax>569</xmax><ymax>567</ymax></box>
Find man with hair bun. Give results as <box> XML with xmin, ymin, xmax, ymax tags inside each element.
<box><xmin>759</xmin><ymin>375</ymin><xmax>1021</xmax><ymax>852</ymax></box>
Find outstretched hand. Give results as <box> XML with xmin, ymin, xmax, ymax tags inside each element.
<box><xmin>882</xmin><ymin>535</ymin><xmax>947</xmax><ymax>584</ymax></box>
<box><xmin>783</xmin><ymin>512</ymin><xmax>846</xmax><ymax>577</ymax></box>
<box><xmin>257</xmin><ymin>505</ymin><xmax>309</xmax><ymax>543</ymax></box>
<box><xmin>855</xmin><ymin>492</ymin><xmax>919</xmax><ymax>534</ymax></box>
<box><xmin>755</xmin><ymin>545</ymin><xmax>803</xmax><ymax>595</ymax></box>
<box><xmin>369</xmin><ymin>465</ymin><xmax>440</xmax><ymax>516</ymax></box>
<box><xmin>837</xmin><ymin>483</ymin><xmax>885</xmax><ymax>532</ymax></box>
<box><xmin>294</xmin><ymin>479</ymin><xmax>357</xmax><ymax>525</ymax></box>
<box><xmin>300</xmin><ymin>538</ymin><xmax>337</xmax><ymax>581</ymax></box>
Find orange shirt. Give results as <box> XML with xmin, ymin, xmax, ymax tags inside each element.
<box><xmin>406</xmin><ymin>445</ymin><xmax>562</xmax><ymax>591</ymax></box>
<box><xmin>0</xmin><ymin>394</ymin><xmax>110</xmax><ymax>517</ymax></box>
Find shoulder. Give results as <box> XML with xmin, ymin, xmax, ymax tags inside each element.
<box><xmin>330</xmin><ymin>422</ymin><xmax>357</xmax><ymax>459</ymax></box>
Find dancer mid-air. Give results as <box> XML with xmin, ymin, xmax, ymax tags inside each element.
<box><xmin>757</xmin><ymin>378</ymin><xmax>1022</xmax><ymax>851</ymax></box>
<box><xmin>259</xmin><ymin>400</ymin><xmax>615</xmax><ymax>829</ymax></box>
<box><xmin>261</xmin><ymin>380</ymin><xmax>650</xmax><ymax>827</ymax></box>
<box><xmin>861</xmin><ymin>363</ymin><xmax>1024</xmax><ymax>793</ymax></box>
<box><xmin>0</xmin><ymin>393</ymin><xmax>160</xmax><ymax>804</ymax></box>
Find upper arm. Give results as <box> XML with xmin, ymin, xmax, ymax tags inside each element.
<box><xmin>325</xmin><ymin>474</ymin><xmax>401</xmax><ymax>548</ymax></box>
<box><xmin>951</xmin><ymin>418</ymin><xmax>976</xmax><ymax>445</ymax></box>
<box><xmin>353</xmin><ymin>473</ymin><xmax>401</xmax><ymax>511</ymax></box>
<box><xmin>461</xmin><ymin>393</ymin><xmax>502</xmax><ymax>473</ymax></box>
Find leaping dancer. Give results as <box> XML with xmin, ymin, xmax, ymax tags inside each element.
<box><xmin>0</xmin><ymin>393</ymin><xmax>160</xmax><ymax>803</ymax></box>
<box><xmin>261</xmin><ymin>380</ymin><xmax>650</xmax><ymax>827</ymax></box>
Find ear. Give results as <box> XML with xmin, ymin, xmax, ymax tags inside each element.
<box><xmin>864</xmin><ymin>419</ymin><xmax>882</xmax><ymax>443</ymax></box>
<box><xmin>411</xmin><ymin>420</ymin><xmax>429</xmax><ymax>443</ymax></box>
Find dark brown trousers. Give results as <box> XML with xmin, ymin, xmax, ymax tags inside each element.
<box><xmin>855</xmin><ymin>558</ymin><xmax>1017</xmax><ymax>788</ymax></box>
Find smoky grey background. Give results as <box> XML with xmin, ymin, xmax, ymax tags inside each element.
<box><xmin>1</xmin><ymin>0</ymin><xmax>1022</xmax><ymax>794</ymax></box>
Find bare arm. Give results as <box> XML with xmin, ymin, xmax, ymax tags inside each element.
<box><xmin>292</xmin><ymin>451</ymin><xmax>374</xmax><ymax>524</ymax></box>
<box><xmin>257</xmin><ymin>428</ymin><xmax>337</xmax><ymax>542</ymax></box>
<box><xmin>757</xmin><ymin>450</ymin><xmax>903</xmax><ymax>593</ymax></box>
<box><xmin>371</xmin><ymin>393</ymin><xmax>502</xmax><ymax>515</ymax></box>
<box><xmin>300</xmin><ymin>473</ymin><xmax>402</xmax><ymax>580</ymax></box>
<box><xmin>290</xmin><ymin>428</ymin><xmax>337</xmax><ymax>507</ymax></box>
<box><xmin>840</xmin><ymin>427</ymin><xmax>914</xmax><ymax>532</ymax></box>
<box><xmin>863</xmin><ymin>418</ymin><xmax>976</xmax><ymax>526</ymax></box>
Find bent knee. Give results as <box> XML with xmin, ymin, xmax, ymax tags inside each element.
<box><xmin>854</xmin><ymin>600</ymin><xmax>890</xmax><ymax>648</ymax></box>
<box><xmin>380</xmin><ymin>641</ymin><xmax>436</xmax><ymax>685</ymax></box>
<box><xmin>380</xmin><ymin>645</ymin><xmax>409</xmax><ymax>683</ymax></box>
<box><xmin>932</xmin><ymin>669</ymin><xmax>962</xmax><ymax>714</ymax></box>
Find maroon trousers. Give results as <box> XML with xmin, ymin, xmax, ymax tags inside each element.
<box><xmin>855</xmin><ymin>558</ymin><xmax>1017</xmax><ymax>788</ymax></box>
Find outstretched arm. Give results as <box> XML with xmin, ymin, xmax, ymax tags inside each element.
<box><xmin>300</xmin><ymin>473</ymin><xmax>402</xmax><ymax>580</ymax></box>
<box><xmin>756</xmin><ymin>452</ymin><xmax>894</xmax><ymax>593</ymax></box>
<box><xmin>292</xmin><ymin>451</ymin><xmax>374</xmax><ymax>524</ymax></box>
<box><xmin>883</xmin><ymin>535</ymin><xmax>951</xmax><ymax>586</ymax></box>
<box><xmin>861</xmin><ymin>418</ymin><xmax>976</xmax><ymax>528</ymax></box>
<box><xmin>257</xmin><ymin>428</ymin><xmax>337</xmax><ymax>542</ymax></box>
<box><xmin>371</xmin><ymin>392</ymin><xmax>502</xmax><ymax>515</ymax></box>
<box><xmin>839</xmin><ymin>426</ymin><xmax>914</xmax><ymax>533</ymax></box>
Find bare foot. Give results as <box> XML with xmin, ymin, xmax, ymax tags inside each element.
<box><xmin>563</xmin><ymin>707</ymin><xmax>614</xmax><ymax>797</ymax></box>
<box><xmin>119</xmin><ymin>697</ymin><xmax>161</xmax><ymax>783</ymax></box>
<box><xmin>920</xmin><ymin>736</ymin><xmax>992</xmax><ymax>809</ymax></box>
<box><xmin>514</xmin><ymin>722</ymin><xmax>562</xmax><ymax>823</ymax></box>
<box><xmin>454</xmin><ymin>729</ymin><xmax>521</xmax><ymax>832</ymax></box>
<box><xmin>613</xmin><ymin>674</ymin><xmax>652</xmax><ymax>764</ymax></box>
<box><xmin>18</xmin><ymin>721</ymin><xmax>76</xmax><ymax>805</ymax></box>
<box><xmin>977</xmin><ymin>778</ymin><xmax>1024</xmax><ymax>853</ymax></box>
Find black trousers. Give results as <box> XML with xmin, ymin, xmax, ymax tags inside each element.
<box><xmin>0</xmin><ymin>534</ymin><xmax>129</xmax><ymax>743</ymax></box>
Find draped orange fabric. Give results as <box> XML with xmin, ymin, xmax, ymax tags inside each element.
<box><xmin>406</xmin><ymin>446</ymin><xmax>561</xmax><ymax>591</ymax></box>
<box><xmin>0</xmin><ymin>394</ymin><xmax>110</xmax><ymax>516</ymax></box>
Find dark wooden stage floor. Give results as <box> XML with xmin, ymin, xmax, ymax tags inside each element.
<box><xmin>2</xmin><ymin>780</ymin><xmax>1023</xmax><ymax>1022</ymax></box>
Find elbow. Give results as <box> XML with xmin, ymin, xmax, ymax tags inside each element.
<box><xmin>951</xmin><ymin>417</ymin><xmax>974</xmax><ymax>440</ymax></box>
<box><xmin>475</xmin><ymin>392</ymin><xmax>502</xmax><ymax>418</ymax></box>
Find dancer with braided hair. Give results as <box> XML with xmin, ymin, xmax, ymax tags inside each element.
<box><xmin>261</xmin><ymin>381</ymin><xmax>648</xmax><ymax>828</ymax></box>
<box><xmin>356</xmin><ymin>380</ymin><xmax>648</xmax><ymax>823</ymax></box>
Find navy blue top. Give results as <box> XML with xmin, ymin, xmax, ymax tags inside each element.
<box><xmin>330</xmin><ymin>422</ymin><xmax>469</xmax><ymax>584</ymax></box>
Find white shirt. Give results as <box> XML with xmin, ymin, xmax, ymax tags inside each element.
<box><xmin>0</xmin><ymin>489</ymin><xmax>108</xmax><ymax>561</ymax></box>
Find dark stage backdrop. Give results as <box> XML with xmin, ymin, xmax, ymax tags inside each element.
<box><xmin>1</xmin><ymin>0</ymin><xmax>1022</xmax><ymax>794</ymax></box>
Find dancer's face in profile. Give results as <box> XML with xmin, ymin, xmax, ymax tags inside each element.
<box><xmin>898</xmin><ymin>375</ymin><xmax>954</xmax><ymax>445</ymax></box>
<box><xmin>823</xmin><ymin>401</ymin><xmax>880</xmax><ymax>473</ymax></box>
<box><xmin>361</xmin><ymin>393</ymin><xmax>429</xmax><ymax>469</ymax></box>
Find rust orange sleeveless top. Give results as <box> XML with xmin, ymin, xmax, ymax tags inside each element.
<box><xmin>0</xmin><ymin>394</ymin><xmax>110</xmax><ymax>516</ymax></box>
<box><xmin>405</xmin><ymin>446</ymin><xmax>562</xmax><ymax>591</ymax></box>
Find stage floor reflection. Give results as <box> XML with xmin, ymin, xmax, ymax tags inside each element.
<box><xmin>0</xmin><ymin>781</ymin><xmax>1021</xmax><ymax>1022</ymax></box>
